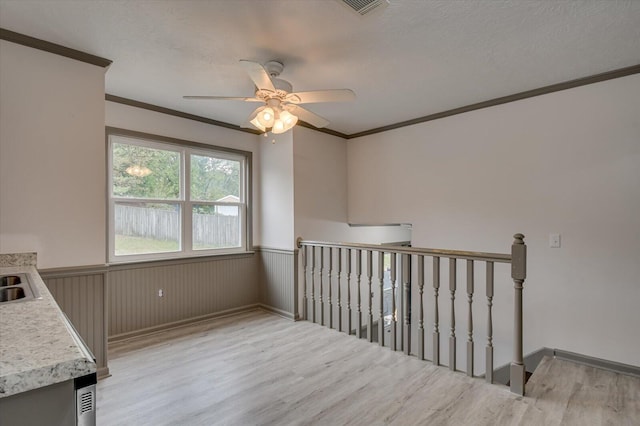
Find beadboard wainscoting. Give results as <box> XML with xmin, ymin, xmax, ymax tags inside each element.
<box><xmin>108</xmin><ymin>253</ymin><xmax>260</xmax><ymax>341</ymax></box>
<box><xmin>40</xmin><ymin>266</ymin><xmax>109</xmax><ymax>378</ymax></box>
<box><xmin>37</xmin><ymin>249</ymin><xmax>299</xmax><ymax>379</ymax></box>
<box><xmin>257</xmin><ymin>247</ymin><xmax>299</xmax><ymax>320</ymax></box>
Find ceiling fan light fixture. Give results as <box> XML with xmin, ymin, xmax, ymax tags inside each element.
<box><xmin>249</xmin><ymin>116</ymin><xmax>266</xmax><ymax>132</ymax></box>
<box><xmin>271</xmin><ymin>119</ymin><xmax>286</xmax><ymax>134</ymax></box>
<box><xmin>279</xmin><ymin>110</ymin><xmax>298</xmax><ymax>131</ymax></box>
<box><xmin>257</xmin><ymin>107</ymin><xmax>275</xmax><ymax>127</ymax></box>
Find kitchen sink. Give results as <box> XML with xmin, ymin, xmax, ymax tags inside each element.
<box><xmin>0</xmin><ymin>287</ymin><xmax>26</xmax><ymax>302</ymax></box>
<box><xmin>1</xmin><ymin>275</ymin><xmax>22</xmax><ymax>286</ymax></box>
<box><xmin>0</xmin><ymin>273</ymin><xmax>41</xmax><ymax>304</ymax></box>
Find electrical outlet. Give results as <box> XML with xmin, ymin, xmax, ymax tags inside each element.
<box><xmin>549</xmin><ymin>233</ymin><xmax>561</xmax><ymax>248</ymax></box>
<box><xmin>158</xmin><ymin>289</ymin><xmax>164</xmax><ymax>297</ymax></box>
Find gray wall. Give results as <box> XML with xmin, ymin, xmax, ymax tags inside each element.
<box><xmin>258</xmin><ymin>248</ymin><xmax>299</xmax><ymax>319</ymax></box>
<box><xmin>108</xmin><ymin>253</ymin><xmax>260</xmax><ymax>340</ymax></box>
<box><xmin>41</xmin><ymin>267</ymin><xmax>108</xmax><ymax>377</ymax></box>
<box><xmin>108</xmin><ymin>249</ymin><xmax>299</xmax><ymax>339</ymax></box>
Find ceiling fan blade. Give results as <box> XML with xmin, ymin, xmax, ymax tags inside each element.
<box><xmin>239</xmin><ymin>60</ymin><xmax>276</xmax><ymax>92</ymax></box>
<box><xmin>285</xmin><ymin>89</ymin><xmax>355</xmax><ymax>104</ymax></box>
<box><xmin>284</xmin><ymin>104</ymin><xmax>330</xmax><ymax>128</ymax></box>
<box><xmin>183</xmin><ymin>96</ymin><xmax>263</xmax><ymax>102</ymax></box>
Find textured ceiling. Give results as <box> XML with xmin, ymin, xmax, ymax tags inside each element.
<box><xmin>1</xmin><ymin>0</ymin><xmax>639</xmax><ymax>135</ymax></box>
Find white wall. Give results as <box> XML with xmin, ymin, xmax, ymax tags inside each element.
<box><xmin>105</xmin><ymin>101</ymin><xmax>262</xmax><ymax>246</ymax></box>
<box><xmin>0</xmin><ymin>41</ymin><xmax>106</xmax><ymax>268</ymax></box>
<box><xmin>293</xmin><ymin>126</ymin><xmax>410</xmax><ymax>244</ymax></box>
<box><xmin>258</xmin><ymin>132</ymin><xmax>295</xmax><ymax>249</ymax></box>
<box><xmin>347</xmin><ymin>74</ymin><xmax>640</xmax><ymax>367</ymax></box>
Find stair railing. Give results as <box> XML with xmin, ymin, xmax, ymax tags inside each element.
<box><xmin>296</xmin><ymin>234</ymin><xmax>527</xmax><ymax>396</ymax></box>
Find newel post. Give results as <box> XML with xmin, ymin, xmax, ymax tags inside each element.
<box><xmin>510</xmin><ymin>233</ymin><xmax>527</xmax><ymax>396</ymax></box>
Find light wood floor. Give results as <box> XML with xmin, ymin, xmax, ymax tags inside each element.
<box><xmin>97</xmin><ymin>310</ymin><xmax>639</xmax><ymax>425</ymax></box>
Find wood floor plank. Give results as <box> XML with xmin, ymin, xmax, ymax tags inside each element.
<box><xmin>97</xmin><ymin>310</ymin><xmax>640</xmax><ymax>425</ymax></box>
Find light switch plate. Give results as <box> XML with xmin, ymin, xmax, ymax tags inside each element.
<box><xmin>549</xmin><ymin>233</ymin><xmax>561</xmax><ymax>248</ymax></box>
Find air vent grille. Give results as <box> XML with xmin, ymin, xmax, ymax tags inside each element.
<box><xmin>79</xmin><ymin>390</ymin><xmax>94</xmax><ymax>414</ymax></box>
<box><xmin>340</xmin><ymin>0</ymin><xmax>389</xmax><ymax>15</ymax></box>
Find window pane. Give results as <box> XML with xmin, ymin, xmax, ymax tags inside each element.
<box><xmin>192</xmin><ymin>205</ymin><xmax>240</xmax><ymax>250</ymax></box>
<box><xmin>112</xmin><ymin>142</ymin><xmax>180</xmax><ymax>199</ymax></box>
<box><xmin>190</xmin><ymin>155</ymin><xmax>240</xmax><ymax>202</ymax></box>
<box><xmin>114</xmin><ymin>202</ymin><xmax>181</xmax><ymax>255</ymax></box>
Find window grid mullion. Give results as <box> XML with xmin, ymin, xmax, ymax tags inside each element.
<box><xmin>184</xmin><ymin>148</ymin><xmax>192</xmax><ymax>254</ymax></box>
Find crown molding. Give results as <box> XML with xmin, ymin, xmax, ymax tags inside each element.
<box><xmin>106</xmin><ymin>94</ymin><xmax>262</xmax><ymax>135</ymax></box>
<box><xmin>346</xmin><ymin>64</ymin><xmax>640</xmax><ymax>139</ymax></box>
<box><xmin>0</xmin><ymin>27</ymin><xmax>112</xmax><ymax>68</ymax></box>
<box><xmin>297</xmin><ymin>121</ymin><xmax>349</xmax><ymax>139</ymax></box>
<box><xmin>109</xmin><ymin>64</ymin><xmax>640</xmax><ymax>140</ymax></box>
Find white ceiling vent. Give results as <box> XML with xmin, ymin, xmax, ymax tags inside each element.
<box><xmin>339</xmin><ymin>0</ymin><xmax>389</xmax><ymax>16</ymax></box>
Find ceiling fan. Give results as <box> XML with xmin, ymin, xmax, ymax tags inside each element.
<box><xmin>184</xmin><ymin>60</ymin><xmax>356</xmax><ymax>134</ymax></box>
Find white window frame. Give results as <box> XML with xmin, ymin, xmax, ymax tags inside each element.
<box><xmin>107</xmin><ymin>129</ymin><xmax>250</xmax><ymax>263</ymax></box>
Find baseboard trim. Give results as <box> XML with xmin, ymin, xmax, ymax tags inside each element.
<box><xmin>97</xmin><ymin>367</ymin><xmax>111</xmax><ymax>380</ymax></box>
<box><xmin>258</xmin><ymin>304</ymin><xmax>295</xmax><ymax>321</ymax></box>
<box><xmin>554</xmin><ymin>349</ymin><xmax>640</xmax><ymax>378</ymax></box>
<box><xmin>108</xmin><ymin>304</ymin><xmax>261</xmax><ymax>343</ymax></box>
<box><xmin>492</xmin><ymin>347</ymin><xmax>640</xmax><ymax>384</ymax></box>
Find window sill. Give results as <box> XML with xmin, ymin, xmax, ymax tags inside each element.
<box><xmin>108</xmin><ymin>250</ymin><xmax>256</xmax><ymax>270</ymax></box>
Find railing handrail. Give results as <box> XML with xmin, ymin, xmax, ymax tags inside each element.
<box><xmin>296</xmin><ymin>238</ymin><xmax>512</xmax><ymax>263</ymax></box>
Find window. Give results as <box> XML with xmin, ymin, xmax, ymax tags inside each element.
<box><xmin>108</xmin><ymin>129</ymin><xmax>250</xmax><ymax>262</ymax></box>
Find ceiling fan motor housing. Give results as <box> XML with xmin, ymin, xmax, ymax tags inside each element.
<box><xmin>263</xmin><ymin>61</ymin><xmax>293</xmax><ymax>93</ymax></box>
<box><xmin>264</xmin><ymin>60</ymin><xmax>284</xmax><ymax>77</ymax></box>
<box><xmin>272</xmin><ymin>78</ymin><xmax>293</xmax><ymax>93</ymax></box>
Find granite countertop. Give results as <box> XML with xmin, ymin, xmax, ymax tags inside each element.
<box><xmin>0</xmin><ymin>262</ymin><xmax>96</xmax><ymax>398</ymax></box>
